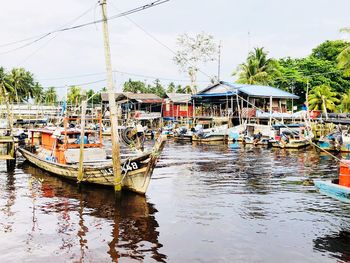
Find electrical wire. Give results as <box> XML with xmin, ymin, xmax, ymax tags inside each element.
<box><xmin>0</xmin><ymin>0</ymin><xmax>170</xmax><ymax>55</ymax></box>
<box><xmin>108</xmin><ymin>1</ymin><xmax>212</xmax><ymax>80</ymax></box>
<box><xmin>43</xmin><ymin>78</ymin><xmax>107</xmax><ymax>89</ymax></box>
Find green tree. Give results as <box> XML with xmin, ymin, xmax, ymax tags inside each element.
<box><xmin>167</xmin><ymin>82</ymin><xmax>176</xmax><ymax>93</ymax></box>
<box><xmin>86</xmin><ymin>89</ymin><xmax>102</xmax><ymax>104</ymax></box>
<box><xmin>149</xmin><ymin>79</ymin><xmax>166</xmax><ymax>98</ymax></box>
<box><xmin>0</xmin><ymin>67</ymin><xmax>13</xmax><ymax>103</ymax></box>
<box><xmin>339</xmin><ymin>90</ymin><xmax>350</xmax><ymax>113</ymax></box>
<box><xmin>337</xmin><ymin>30</ymin><xmax>350</xmax><ymax>77</ymax></box>
<box><xmin>174</xmin><ymin>32</ymin><xmax>217</xmax><ymax>94</ymax></box>
<box><xmin>175</xmin><ymin>84</ymin><xmax>183</xmax><ymax>93</ymax></box>
<box><xmin>338</xmin><ymin>47</ymin><xmax>350</xmax><ymax>76</ymax></box>
<box><xmin>67</xmin><ymin>86</ymin><xmax>82</xmax><ymax>107</ymax></box>
<box><xmin>234</xmin><ymin>47</ymin><xmax>277</xmax><ymax>85</ymax></box>
<box><xmin>42</xmin><ymin>87</ymin><xmax>57</xmax><ymax>105</ymax></box>
<box><xmin>311</xmin><ymin>40</ymin><xmax>349</xmax><ymax>62</ymax></box>
<box><xmin>7</xmin><ymin>68</ymin><xmax>41</xmax><ymax>102</ymax></box>
<box><xmin>123</xmin><ymin>79</ymin><xmax>147</xmax><ymax>93</ymax></box>
<box><xmin>308</xmin><ymin>84</ymin><xmax>339</xmax><ymax>112</ymax></box>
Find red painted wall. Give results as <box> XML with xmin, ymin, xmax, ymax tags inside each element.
<box><xmin>162</xmin><ymin>103</ymin><xmax>194</xmax><ymax>118</ymax></box>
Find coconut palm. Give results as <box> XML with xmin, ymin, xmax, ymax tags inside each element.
<box><xmin>338</xmin><ymin>46</ymin><xmax>350</xmax><ymax>76</ymax></box>
<box><xmin>308</xmin><ymin>85</ymin><xmax>340</xmax><ymax>113</ymax></box>
<box><xmin>234</xmin><ymin>47</ymin><xmax>276</xmax><ymax>85</ymax></box>
<box><xmin>67</xmin><ymin>86</ymin><xmax>83</xmax><ymax>108</ymax></box>
<box><xmin>43</xmin><ymin>87</ymin><xmax>57</xmax><ymax>105</ymax></box>
<box><xmin>339</xmin><ymin>90</ymin><xmax>350</xmax><ymax>113</ymax></box>
<box><xmin>338</xmin><ymin>27</ymin><xmax>350</xmax><ymax>76</ymax></box>
<box><xmin>0</xmin><ymin>67</ymin><xmax>13</xmax><ymax>103</ymax></box>
<box><xmin>7</xmin><ymin>68</ymin><xmax>41</xmax><ymax>102</ymax></box>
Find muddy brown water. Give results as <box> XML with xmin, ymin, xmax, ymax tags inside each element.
<box><xmin>1</xmin><ymin>140</ymin><xmax>350</xmax><ymax>262</ymax></box>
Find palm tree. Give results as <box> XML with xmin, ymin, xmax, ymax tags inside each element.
<box><xmin>339</xmin><ymin>90</ymin><xmax>350</xmax><ymax>113</ymax></box>
<box><xmin>7</xmin><ymin>68</ymin><xmax>40</xmax><ymax>103</ymax></box>
<box><xmin>67</xmin><ymin>86</ymin><xmax>82</xmax><ymax>107</ymax></box>
<box><xmin>234</xmin><ymin>47</ymin><xmax>276</xmax><ymax>85</ymax></box>
<box><xmin>0</xmin><ymin>67</ymin><xmax>13</xmax><ymax>103</ymax></box>
<box><xmin>338</xmin><ymin>27</ymin><xmax>350</xmax><ymax>76</ymax></box>
<box><xmin>308</xmin><ymin>85</ymin><xmax>340</xmax><ymax>114</ymax></box>
<box><xmin>338</xmin><ymin>46</ymin><xmax>350</xmax><ymax>76</ymax></box>
<box><xmin>43</xmin><ymin>87</ymin><xmax>57</xmax><ymax>105</ymax></box>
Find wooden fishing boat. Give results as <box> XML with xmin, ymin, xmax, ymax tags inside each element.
<box><xmin>192</xmin><ymin>124</ymin><xmax>228</xmax><ymax>142</ymax></box>
<box><xmin>173</xmin><ymin>127</ymin><xmax>193</xmax><ymax>142</ymax></box>
<box><xmin>318</xmin><ymin>131</ymin><xmax>350</xmax><ymax>152</ymax></box>
<box><xmin>314</xmin><ymin>180</ymin><xmax>350</xmax><ymax>203</ymax></box>
<box><xmin>18</xmin><ymin>118</ymin><xmax>166</xmax><ymax>195</ymax></box>
<box><xmin>271</xmin><ymin>124</ymin><xmax>312</xmax><ymax>149</ymax></box>
<box><xmin>315</xmin><ymin>159</ymin><xmax>350</xmax><ymax>203</ymax></box>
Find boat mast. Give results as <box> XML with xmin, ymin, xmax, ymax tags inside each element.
<box><xmin>100</xmin><ymin>0</ymin><xmax>122</xmax><ymax>192</ymax></box>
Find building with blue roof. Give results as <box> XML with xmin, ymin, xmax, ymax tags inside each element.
<box><xmin>192</xmin><ymin>81</ymin><xmax>300</xmax><ymax>125</ymax></box>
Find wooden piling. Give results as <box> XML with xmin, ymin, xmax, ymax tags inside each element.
<box><xmin>77</xmin><ymin>100</ymin><xmax>87</xmax><ymax>182</ymax></box>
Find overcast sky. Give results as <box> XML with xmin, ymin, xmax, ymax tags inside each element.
<box><xmin>0</xmin><ymin>0</ymin><xmax>349</xmax><ymax>97</ymax></box>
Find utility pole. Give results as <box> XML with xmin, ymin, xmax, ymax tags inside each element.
<box><xmin>100</xmin><ymin>0</ymin><xmax>122</xmax><ymax>192</ymax></box>
<box><xmin>217</xmin><ymin>41</ymin><xmax>222</xmax><ymax>82</ymax></box>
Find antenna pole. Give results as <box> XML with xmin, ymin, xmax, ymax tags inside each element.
<box><xmin>218</xmin><ymin>41</ymin><xmax>222</xmax><ymax>81</ymax></box>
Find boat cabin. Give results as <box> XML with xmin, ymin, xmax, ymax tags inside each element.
<box><xmin>29</xmin><ymin>118</ymin><xmax>105</xmax><ymax>165</ymax></box>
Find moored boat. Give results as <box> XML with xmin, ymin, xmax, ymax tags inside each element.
<box><xmin>271</xmin><ymin>124</ymin><xmax>312</xmax><ymax>149</ymax></box>
<box><xmin>318</xmin><ymin>131</ymin><xmax>350</xmax><ymax>152</ymax></box>
<box><xmin>192</xmin><ymin>124</ymin><xmax>228</xmax><ymax>142</ymax></box>
<box><xmin>18</xmin><ymin>118</ymin><xmax>166</xmax><ymax>195</ymax></box>
<box><xmin>315</xmin><ymin>159</ymin><xmax>350</xmax><ymax>203</ymax></box>
<box><xmin>173</xmin><ymin>126</ymin><xmax>193</xmax><ymax>142</ymax></box>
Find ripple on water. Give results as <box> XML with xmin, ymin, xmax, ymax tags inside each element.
<box><xmin>0</xmin><ymin>142</ymin><xmax>349</xmax><ymax>262</ymax></box>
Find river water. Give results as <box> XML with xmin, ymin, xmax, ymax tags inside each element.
<box><xmin>1</xmin><ymin>140</ymin><xmax>350</xmax><ymax>262</ymax></box>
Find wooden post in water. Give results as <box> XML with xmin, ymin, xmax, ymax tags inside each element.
<box><xmin>236</xmin><ymin>93</ymin><xmax>241</xmax><ymax>125</ymax></box>
<box><xmin>100</xmin><ymin>0</ymin><xmax>122</xmax><ymax>192</ymax></box>
<box><xmin>77</xmin><ymin>100</ymin><xmax>87</xmax><ymax>182</ymax></box>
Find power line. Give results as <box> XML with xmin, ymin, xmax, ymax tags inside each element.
<box><xmin>43</xmin><ymin>78</ymin><xmax>107</xmax><ymax>89</ymax></box>
<box><xmin>0</xmin><ymin>0</ymin><xmax>170</xmax><ymax>55</ymax></box>
<box><xmin>108</xmin><ymin>1</ymin><xmax>212</xmax><ymax>80</ymax></box>
<box><xmin>18</xmin><ymin>4</ymin><xmax>98</xmax><ymax>66</ymax></box>
<box><xmin>39</xmin><ymin>70</ymin><xmax>210</xmax><ymax>83</ymax></box>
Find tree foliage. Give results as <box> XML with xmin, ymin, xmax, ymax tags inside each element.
<box><xmin>86</xmin><ymin>89</ymin><xmax>102</xmax><ymax>104</ymax></box>
<box><xmin>339</xmin><ymin>90</ymin><xmax>350</xmax><ymax>113</ymax></box>
<box><xmin>42</xmin><ymin>87</ymin><xmax>57</xmax><ymax>105</ymax></box>
<box><xmin>173</xmin><ymin>32</ymin><xmax>217</xmax><ymax>93</ymax></box>
<box><xmin>308</xmin><ymin>84</ymin><xmax>340</xmax><ymax>112</ymax></box>
<box><xmin>67</xmin><ymin>86</ymin><xmax>82</xmax><ymax>106</ymax></box>
<box><xmin>234</xmin><ymin>47</ymin><xmax>277</xmax><ymax>85</ymax></box>
<box><xmin>0</xmin><ymin>67</ymin><xmax>42</xmax><ymax>103</ymax></box>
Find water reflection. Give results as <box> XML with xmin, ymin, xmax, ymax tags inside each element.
<box><xmin>1</xmin><ymin>171</ymin><xmax>16</xmax><ymax>233</ymax></box>
<box><xmin>19</xmin><ymin>163</ymin><xmax>167</xmax><ymax>262</ymax></box>
<box><xmin>314</xmin><ymin>230</ymin><xmax>350</xmax><ymax>262</ymax></box>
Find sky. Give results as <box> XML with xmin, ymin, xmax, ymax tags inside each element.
<box><xmin>0</xmin><ymin>0</ymin><xmax>349</xmax><ymax>97</ymax></box>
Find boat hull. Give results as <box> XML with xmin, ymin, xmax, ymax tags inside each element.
<box><xmin>318</xmin><ymin>141</ymin><xmax>350</xmax><ymax>152</ymax></box>
<box><xmin>314</xmin><ymin>180</ymin><xmax>350</xmax><ymax>203</ymax></box>
<box><xmin>18</xmin><ymin>137</ymin><xmax>166</xmax><ymax>195</ymax></box>
<box><xmin>272</xmin><ymin>139</ymin><xmax>310</xmax><ymax>149</ymax></box>
<box><xmin>174</xmin><ymin>134</ymin><xmax>192</xmax><ymax>142</ymax></box>
<box><xmin>192</xmin><ymin>134</ymin><xmax>227</xmax><ymax>142</ymax></box>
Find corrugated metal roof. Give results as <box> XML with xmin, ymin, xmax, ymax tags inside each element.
<box><xmin>166</xmin><ymin>93</ymin><xmax>192</xmax><ymax>103</ymax></box>
<box><xmin>197</xmin><ymin>81</ymin><xmax>299</xmax><ymax>99</ymax></box>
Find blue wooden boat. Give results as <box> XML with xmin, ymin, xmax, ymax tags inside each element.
<box><xmin>314</xmin><ymin>180</ymin><xmax>350</xmax><ymax>203</ymax></box>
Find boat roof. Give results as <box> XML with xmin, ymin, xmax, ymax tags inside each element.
<box><xmin>29</xmin><ymin>128</ymin><xmax>97</xmax><ymax>134</ymax></box>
